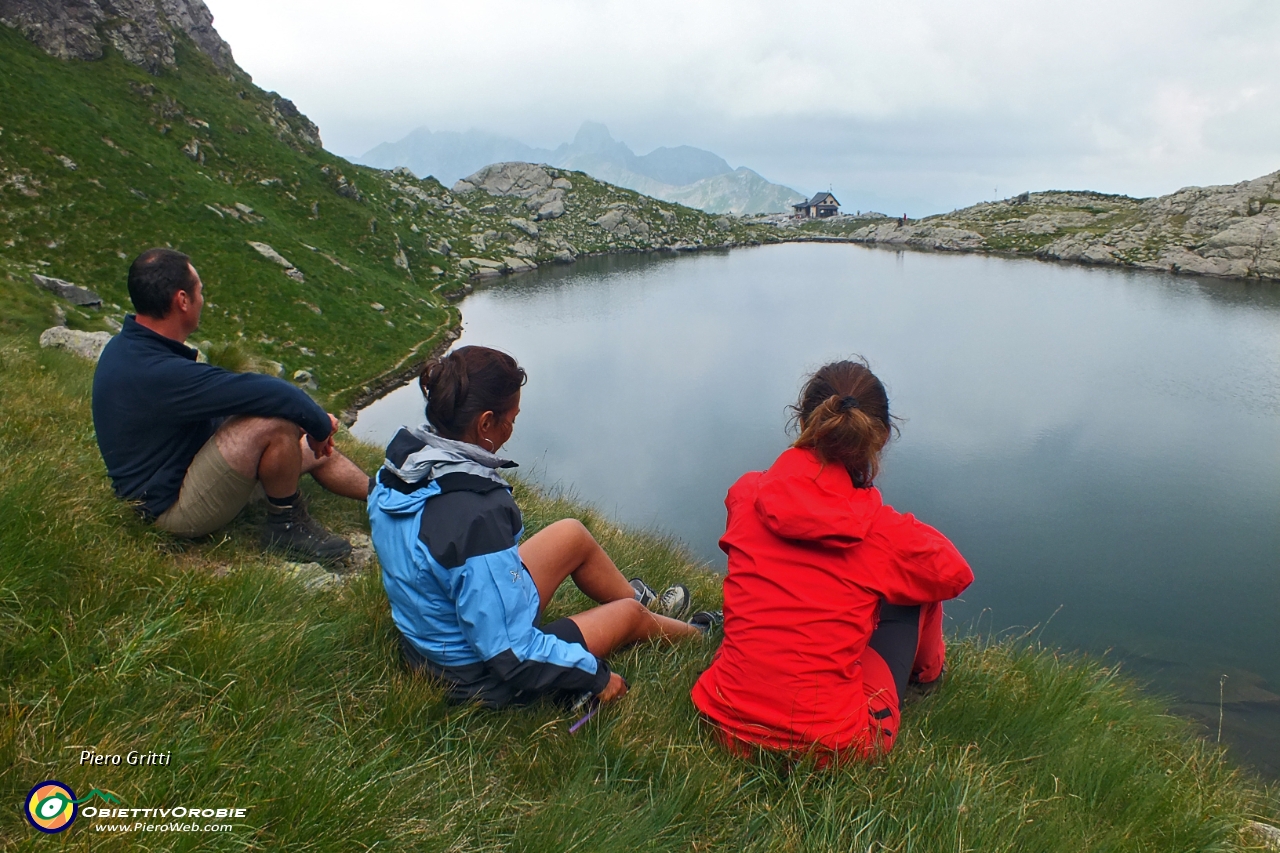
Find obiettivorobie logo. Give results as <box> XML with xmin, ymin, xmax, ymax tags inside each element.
<box><xmin>24</xmin><ymin>782</ymin><xmax>248</xmax><ymax>835</ymax></box>
<box><xmin>24</xmin><ymin>782</ymin><xmax>120</xmax><ymax>833</ymax></box>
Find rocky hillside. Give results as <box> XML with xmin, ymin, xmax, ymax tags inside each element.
<box><xmin>0</xmin><ymin>3</ymin><xmax>776</xmax><ymax>412</ymax></box>
<box><xmin>802</xmin><ymin>174</ymin><xmax>1280</xmax><ymax>281</ymax></box>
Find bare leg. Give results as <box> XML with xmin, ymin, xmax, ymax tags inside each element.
<box><xmin>215</xmin><ymin>416</ymin><xmax>303</xmax><ymax>499</ymax></box>
<box><xmin>300</xmin><ymin>438</ymin><xmax>369</xmax><ymax>501</ymax></box>
<box><xmin>519</xmin><ymin>519</ymin><xmax>635</xmax><ymax>609</ymax></box>
<box><xmin>568</xmin><ymin>599</ymin><xmax>700</xmax><ymax>657</ymax></box>
<box><xmin>216</xmin><ymin>416</ymin><xmax>369</xmax><ymax>502</ymax></box>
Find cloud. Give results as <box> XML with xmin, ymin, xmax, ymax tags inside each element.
<box><xmin>205</xmin><ymin>0</ymin><xmax>1280</xmax><ymax>213</ymax></box>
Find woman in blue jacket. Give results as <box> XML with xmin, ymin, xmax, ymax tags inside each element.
<box><xmin>369</xmin><ymin>346</ymin><xmax>710</xmax><ymax>708</ymax></box>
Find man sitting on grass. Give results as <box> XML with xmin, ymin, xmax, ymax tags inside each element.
<box><xmin>91</xmin><ymin>247</ymin><xmax>369</xmax><ymax>563</ymax></box>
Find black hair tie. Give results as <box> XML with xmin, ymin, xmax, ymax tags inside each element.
<box><xmin>839</xmin><ymin>395</ymin><xmax>859</xmax><ymax>411</ymax></box>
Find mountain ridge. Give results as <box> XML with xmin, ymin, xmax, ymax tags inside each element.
<box><xmin>359</xmin><ymin>121</ymin><xmax>806</xmax><ymax>216</ymax></box>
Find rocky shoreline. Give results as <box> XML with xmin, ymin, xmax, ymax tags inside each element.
<box><xmin>790</xmin><ymin>171</ymin><xmax>1280</xmax><ymax>283</ymax></box>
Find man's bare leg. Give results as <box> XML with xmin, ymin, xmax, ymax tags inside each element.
<box><xmin>215</xmin><ymin>416</ymin><xmax>304</xmax><ymax>499</ymax></box>
<box><xmin>216</xmin><ymin>416</ymin><xmax>368</xmax><ymax>501</ymax></box>
<box><xmin>300</xmin><ymin>438</ymin><xmax>369</xmax><ymax>501</ymax></box>
<box><xmin>214</xmin><ymin>416</ymin><xmax>355</xmax><ymax>562</ymax></box>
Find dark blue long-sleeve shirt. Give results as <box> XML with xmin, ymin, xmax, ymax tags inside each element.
<box><xmin>92</xmin><ymin>315</ymin><xmax>331</xmax><ymax>518</ymax></box>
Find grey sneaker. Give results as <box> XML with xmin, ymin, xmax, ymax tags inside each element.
<box><xmin>689</xmin><ymin>610</ymin><xmax>723</xmax><ymax>635</ymax></box>
<box><xmin>262</xmin><ymin>497</ymin><xmax>352</xmax><ymax>565</ymax></box>
<box><xmin>630</xmin><ymin>578</ymin><xmax>690</xmax><ymax>618</ymax></box>
<box><xmin>655</xmin><ymin>584</ymin><xmax>690</xmax><ymax>619</ymax></box>
<box><xmin>629</xmin><ymin>577</ymin><xmax>657</xmax><ymax>607</ymax></box>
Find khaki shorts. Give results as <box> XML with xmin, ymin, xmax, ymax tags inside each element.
<box><xmin>154</xmin><ymin>434</ymin><xmax>261</xmax><ymax>538</ymax></box>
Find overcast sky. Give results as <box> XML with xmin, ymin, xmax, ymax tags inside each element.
<box><xmin>204</xmin><ymin>0</ymin><xmax>1280</xmax><ymax>215</ymax></box>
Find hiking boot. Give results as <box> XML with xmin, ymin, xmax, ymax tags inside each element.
<box><xmin>904</xmin><ymin>666</ymin><xmax>946</xmax><ymax>705</ymax></box>
<box><xmin>629</xmin><ymin>578</ymin><xmax>691</xmax><ymax>618</ymax></box>
<box><xmin>262</xmin><ymin>497</ymin><xmax>352</xmax><ymax>565</ymax></box>
<box><xmin>689</xmin><ymin>610</ymin><xmax>723</xmax><ymax>635</ymax></box>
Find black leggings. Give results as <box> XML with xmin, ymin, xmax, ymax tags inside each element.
<box><xmin>867</xmin><ymin>602</ymin><xmax>921</xmax><ymax>702</ymax></box>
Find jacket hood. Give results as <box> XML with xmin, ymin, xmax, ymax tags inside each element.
<box><xmin>382</xmin><ymin>425</ymin><xmax>516</xmax><ymax>486</ymax></box>
<box><xmin>753</xmin><ymin>447</ymin><xmax>882</xmax><ymax>548</ymax></box>
<box><xmin>370</xmin><ymin>476</ymin><xmax>433</xmax><ymax>518</ymax></box>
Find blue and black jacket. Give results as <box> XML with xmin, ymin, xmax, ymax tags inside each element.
<box><xmin>368</xmin><ymin>426</ymin><xmax>611</xmax><ymax>708</ymax></box>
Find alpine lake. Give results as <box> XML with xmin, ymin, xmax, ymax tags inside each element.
<box><xmin>354</xmin><ymin>242</ymin><xmax>1280</xmax><ymax>778</ymax></box>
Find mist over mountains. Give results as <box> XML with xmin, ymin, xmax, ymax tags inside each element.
<box><xmin>358</xmin><ymin>122</ymin><xmax>806</xmax><ymax>215</ymax></box>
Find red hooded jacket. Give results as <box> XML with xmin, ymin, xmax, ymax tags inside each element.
<box><xmin>691</xmin><ymin>447</ymin><xmax>973</xmax><ymax>757</ymax></box>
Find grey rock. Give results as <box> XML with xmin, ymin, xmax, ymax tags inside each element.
<box><xmin>502</xmin><ymin>256</ymin><xmax>536</xmax><ymax>273</ymax></box>
<box><xmin>281</xmin><ymin>561</ymin><xmax>342</xmax><ymax>592</ymax></box>
<box><xmin>247</xmin><ymin>242</ymin><xmax>302</xmax><ymax>282</ymax></box>
<box><xmin>0</xmin><ymin>0</ymin><xmax>236</xmax><ymax>73</ymax></box>
<box><xmin>459</xmin><ymin>257</ymin><xmax>504</xmax><ymax>270</ymax></box>
<box><xmin>32</xmin><ymin>273</ymin><xmax>102</xmax><ymax>306</ymax></box>
<box><xmin>508</xmin><ymin>217</ymin><xmax>539</xmax><ymax>238</ymax></box>
<box><xmin>592</xmin><ymin>207</ymin><xmax>650</xmax><ymax>239</ymax></box>
<box><xmin>38</xmin><ymin>326</ymin><xmax>112</xmax><ymax>360</ymax></box>
<box><xmin>345</xmin><ymin>532</ymin><xmax>375</xmax><ymax>572</ymax></box>
<box><xmin>334</xmin><ymin>175</ymin><xmax>363</xmax><ymax>202</ymax></box>
<box><xmin>453</xmin><ymin>162</ymin><xmax>553</xmax><ymax>199</ymax></box>
<box><xmin>534</xmin><ymin>196</ymin><xmax>565</xmax><ymax>220</ymax></box>
<box><xmin>270</xmin><ymin>96</ymin><xmax>321</xmax><ymax>147</ymax></box>
<box><xmin>1248</xmin><ymin>822</ymin><xmax>1280</xmax><ymax>852</ymax></box>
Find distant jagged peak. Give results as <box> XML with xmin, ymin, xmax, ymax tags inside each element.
<box><xmin>570</xmin><ymin>121</ymin><xmax>625</xmax><ymax>152</ymax></box>
<box><xmin>0</xmin><ymin>0</ymin><xmax>237</xmax><ymax>74</ymax></box>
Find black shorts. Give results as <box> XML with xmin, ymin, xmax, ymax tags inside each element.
<box><xmin>539</xmin><ymin>616</ymin><xmax>588</xmax><ymax>650</ymax></box>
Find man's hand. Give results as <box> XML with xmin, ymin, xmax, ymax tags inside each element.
<box><xmin>598</xmin><ymin>672</ymin><xmax>629</xmax><ymax>703</ymax></box>
<box><xmin>306</xmin><ymin>413</ymin><xmax>340</xmax><ymax>458</ymax></box>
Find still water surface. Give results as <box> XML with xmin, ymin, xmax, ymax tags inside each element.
<box><xmin>355</xmin><ymin>243</ymin><xmax>1280</xmax><ymax>776</ymax></box>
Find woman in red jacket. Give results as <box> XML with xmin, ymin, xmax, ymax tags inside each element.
<box><xmin>692</xmin><ymin>359</ymin><xmax>973</xmax><ymax>761</ymax></box>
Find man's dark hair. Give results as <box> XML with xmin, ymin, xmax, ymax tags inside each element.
<box><xmin>128</xmin><ymin>248</ymin><xmax>196</xmax><ymax>318</ymax></box>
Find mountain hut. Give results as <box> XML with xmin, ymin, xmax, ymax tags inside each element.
<box><xmin>793</xmin><ymin>191</ymin><xmax>840</xmax><ymax>218</ymax></box>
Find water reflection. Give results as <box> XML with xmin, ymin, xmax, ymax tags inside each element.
<box><xmin>355</xmin><ymin>243</ymin><xmax>1280</xmax><ymax>777</ymax></box>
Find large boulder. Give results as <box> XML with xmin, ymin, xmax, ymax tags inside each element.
<box><xmin>32</xmin><ymin>273</ymin><xmax>102</xmax><ymax>306</ymax></box>
<box><xmin>247</xmin><ymin>241</ymin><xmax>305</xmax><ymax>282</ymax></box>
<box><xmin>452</xmin><ymin>162</ymin><xmax>554</xmax><ymax>199</ymax></box>
<box><xmin>39</xmin><ymin>326</ymin><xmax>112</xmax><ymax>360</ymax></box>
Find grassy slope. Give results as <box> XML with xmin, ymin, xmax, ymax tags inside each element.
<box><xmin>2</xmin><ymin>326</ymin><xmax>1278</xmax><ymax>852</ymax></box>
<box><xmin>1</xmin><ymin>22</ymin><xmax>1279</xmax><ymax>853</ymax></box>
<box><xmin>0</xmin><ymin>25</ymin><xmax>775</xmax><ymax>411</ymax></box>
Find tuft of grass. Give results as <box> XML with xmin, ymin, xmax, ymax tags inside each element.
<box><xmin>203</xmin><ymin>338</ymin><xmax>256</xmax><ymax>373</ymax></box>
<box><xmin>0</xmin><ymin>333</ymin><xmax>1277</xmax><ymax>851</ymax></box>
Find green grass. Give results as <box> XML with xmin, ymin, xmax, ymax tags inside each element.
<box><xmin>1</xmin><ymin>332</ymin><xmax>1277</xmax><ymax>851</ymax></box>
<box><xmin>3</xmin><ymin>20</ymin><xmax>1280</xmax><ymax>852</ymax></box>
<box><xmin>0</xmin><ymin>25</ymin><xmax>776</xmax><ymax>412</ymax></box>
